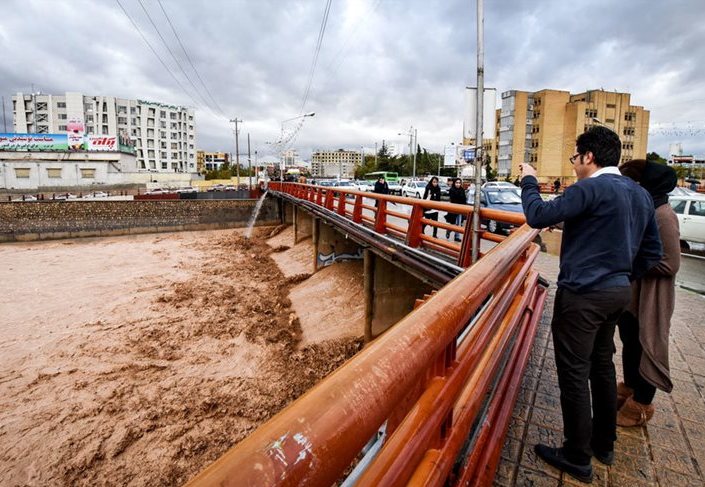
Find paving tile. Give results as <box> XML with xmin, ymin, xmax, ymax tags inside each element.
<box><xmin>520</xmin><ymin>423</ymin><xmax>563</xmax><ymax>472</ymax></box>
<box><xmin>607</xmin><ymin>471</ymin><xmax>656</xmax><ymax>487</ymax></box>
<box><xmin>501</xmin><ymin>437</ymin><xmax>522</xmax><ymax>463</ymax></box>
<box><xmin>616</xmin><ymin>424</ymin><xmax>646</xmax><ymax>440</ymax></box>
<box><xmin>506</xmin><ymin>416</ymin><xmax>527</xmax><ymax>441</ymax></box>
<box><xmin>646</xmin><ymin>424</ymin><xmax>689</xmax><ymax>451</ymax></box>
<box><xmin>515</xmin><ymin>466</ymin><xmax>561</xmax><ymax>485</ymax></box>
<box><xmin>560</xmin><ymin>463</ymin><xmax>607</xmax><ymax>486</ymax></box>
<box><xmin>614</xmin><ymin>432</ymin><xmax>649</xmax><ymax>458</ymax></box>
<box><xmin>534</xmin><ymin>391</ymin><xmax>562</xmax><ymax>412</ymax></box>
<box><xmin>650</xmin><ymin>445</ymin><xmax>699</xmax><ymax>477</ymax></box>
<box><xmin>610</xmin><ymin>452</ymin><xmax>656</xmax><ymax>483</ymax></box>
<box><xmin>682</xmin><ymin>420</ymin><xmax>705</xmax><ymax>444</ymax></box>
<box><xmin>493</xmin><ymin>458</ymin><xmax>517</xmax><ymax>486</ymax></box>
<box><xmin>529</xmin><ymin>405</ymin><xmax>563</xmax><ymax>432</ymax></box>
<box><xmin>512</xmin><ymin>400</ymin><xmax>532</xmax><ymax>422</ymax></box>
<box><xmin>654</xmin><ymin>467</ymin><xmax>703</xmax><ymax>486</ymax></box>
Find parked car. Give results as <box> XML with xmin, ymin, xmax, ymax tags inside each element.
<box><xmin>387</xmin><ymin>181</ymin><xmax>403</xmax><ymax>195</ymax></box>
<box><xmin>669</xmin><ymin>195</ymin><xmax>705</xmax><ymax>246</ymax></box>
<box><xmin>145</xmin><ymin>188</ymin><xmax>167</xmax><ymax>195</ymax></box>
<box><xmin>353</xmin><ymin>180</ymin><xmax>373</xmax><ymax>192</ymax></box>
<box><xmin>483</xmin><ymin>180</ymin><xmax>521</xmax><ymax>196</ymax></box>
<box><xmin>224</xmin><ymin>185</ymin><xmax>237</xmax><ymax>191</ymax></box>
<box><xmin>208</xmin><ymin>184</ymin><xmax>226</xmax><ymax>192</ymax></box>
<box><xmin>438</xmin><ymin>182</ymin><xmax>450</xmax><ymax>199</ymax></box>
<box><xmin>14</xmin><ymin>194</ymin><xmax>37</xmax><ymax>201</ymax></box>
<box><xmin>176</xmin><ymin>186</ymin><xmax>197</xmax><ymax>193</ymax></box>
<box><xmin>86</xmin><ymin>191</ymin><xmax>108</xmax><ymax>198</ymax></box>
<box><xmin>670</xmin><ymin>187</ymin><xmax>699</xmax><ymax>197</ymax></box>
<box><xmin>466</xmin><ymin>187</ymin><xmax>524</xmax><ymax>234</ymax></box>
<box><xmin>402</xmin><ymin>180</ymin><xmax>427</xmax><ymax>198</ymax></box>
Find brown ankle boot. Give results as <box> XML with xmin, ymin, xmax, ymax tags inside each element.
<box><xmin>617</xmin><ymin>382</ymin><xmax>634</xmax><ymax>410</ymax></box>
<box><xmin>617</xmin><ymin>397</ymin><xmax>654</xmax><ymax>427</ymax></box>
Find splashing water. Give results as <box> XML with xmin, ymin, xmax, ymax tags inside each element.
<box><xmin>245</xmin><ymin>190</ymin><xmax>268</xmax><ymax>239</ymax></box>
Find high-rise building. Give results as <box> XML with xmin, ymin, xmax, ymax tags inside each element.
<box><xmin>311</xmin><ymin>149</ymin><xmax>363</xmax><ymax>178</ymax></box>
<box><xmin>196</xmin><ymin>151</ymin><xmax>230</xmax><ymax>173</ymax></box>
<box><xmin>12</xmin><ymin>92</ymin><xmax>196</xmax><ymax>173</ymax></box>
<box><xmin>486</xmin><ymin>89</ymin><xmax>649</xmax><ymax>182</ymax></box>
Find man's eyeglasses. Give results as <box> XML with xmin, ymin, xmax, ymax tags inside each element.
<box><xmin>569</xmin><ymin>153</ymin><xmax>582</xmax><ymax>164</ymax></box>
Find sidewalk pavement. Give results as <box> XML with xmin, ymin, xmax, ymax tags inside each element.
<box><xmin>495</xmin><ymin>251</ymin><xmax>705</xmax><ymax>486</ymax></box>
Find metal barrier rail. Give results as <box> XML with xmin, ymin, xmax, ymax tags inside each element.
<box><xmin>186</xmin><ymin>212</ymin><xmax>547</xmax><ymax>486</ymax></box>
<box><xmin>269</xmin><ymin>182</ymin><xmax>526</xmax><ymax>267</ymax></box>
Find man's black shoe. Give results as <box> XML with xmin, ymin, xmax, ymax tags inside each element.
<box><xmin>593</xmin><ymin>449</ymin><xmax>614</xmax><ymax>465</ymax></box>
<box><xmin>534</xmin><ymin>444</ymin><xmax>593</xmax><ymax>484</ymax></box>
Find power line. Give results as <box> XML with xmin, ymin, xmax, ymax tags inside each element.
<box><xmin>156</xmin><ymin>0</ymin><xmax>227</xmax><ymax>118</ymax></box>
<box><xmin>115</xmin><ymin>0</ymin><xmax>199</xmax><ymax>107</ymax></box>
<box><xmin>327</xmin><ymin>0</ymin><xmax>384</xmax><ymax>75</ymax></box>
<box><xmin>135</xmin><ymin>0</ymin><xmax>219</xmax><ymax>116</ymax></box>
<box><xmin>299</xmin><ymin>0</ymin><xmax>333</xmax><ymax>114</ymax></box>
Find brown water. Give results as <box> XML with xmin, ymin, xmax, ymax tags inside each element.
<box><xmin>0</xmin><ymin>227</ymin><xmax>363</xmax><ymax>486</ymax></box>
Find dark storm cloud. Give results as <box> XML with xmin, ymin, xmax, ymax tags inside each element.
<box><xmin>0</xmin><ymin>0</ymin><xmax>703</xmax><ymax>156</ymax></box>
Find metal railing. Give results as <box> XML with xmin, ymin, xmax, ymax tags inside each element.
<box><xmin>269</xmin><ymin>182</ymin><xmax>526</xmax><ymax>267</ymax></box>
<box><xmin>186</xmin><ymin>183</ymin><xmax>547</xmax><ymax>486</ymax></box>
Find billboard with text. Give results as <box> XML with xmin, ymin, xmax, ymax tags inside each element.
<box><xmin>0</xmin><ymin>133</ymin><xmax>68</xmax><ymax>151</ymax></box>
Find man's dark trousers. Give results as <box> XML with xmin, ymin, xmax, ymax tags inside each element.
<box><xmin>552</xmin><ymin>286</ymin><xmax>632</xmax><ymax>464</ymax></box>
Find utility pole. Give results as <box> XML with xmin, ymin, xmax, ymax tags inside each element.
<box><xmin>375</xmin><ymin>142</ymin><xmax>378</xmax><ymax>166</ymax></box>
<box><xmin>471</xmin><ymin>0</ymin><xmax>484</xmax><ymax>264</ymax></box>
<box><xmin>247</xmin><ymin>133</ymin><xmax>252</xmax><ymax>191</ymax></box>
<box><xmin>229</xmin><ymin>118</ymin><xmax>243</xmax><ymax>185</ymax></box>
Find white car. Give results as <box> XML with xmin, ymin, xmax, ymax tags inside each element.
<box><xmin>334</xmin><ymin>180</ymin><xmax>357</xmax><ymax>191</ymax></box>
<box><xmin>353</xmin><ymin>180</ymin><xmax>373</xmax><ymax>192</ymax></box>
<box><xmin>402</xmin><ymin>180</ymin><xmax>427</xmax><ymax>199</ymax></box>
<box><xmin>483</xmin><ymin>181</ymin><xmax>521</xmax><ymax>195</ymax></box>
<box><xmin>387</xmin><ymin>181</ymin><xmax>403</xmax><ymax>195</ymax></box>
<box><xmin>176</xmin><ymin>186</ymin><xmax>197</xmax><ymax>193</ymax></box>
<box><xmin>670</xmin><ymin>195</ymin><xmax>705</xmax><ymax>245</ymax></box>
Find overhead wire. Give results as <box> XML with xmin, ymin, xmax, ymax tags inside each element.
<box><xmin>115</xmin><ymin>0</ymin><xmax>200</xmax><ymax>108</ymax></box>
<box><xmin>135</xmin><ymin>0</ymin><xmax>221</xmax><ymax>118</ymax></box>
<box><xmin>156</xmin><ymin>0</ymin><xmax>227</xmax><ymax>118</ymax></box>
<box><xmin>327</xmin><ymin>0</ymin><xmax>384</xmax><ymax>76</ymax></box>
<box><xmin>299</xmin><ymin>0</ymin><xmax>333</xmax><ymax>114</ymax></box>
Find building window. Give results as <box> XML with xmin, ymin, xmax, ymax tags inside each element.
<box><xmin>130</xmin><ymin>107</ymin><xmax>136</xmax><ymax>114</ymax></box>
<box><xmin>58</xmin><ymin>114</ymin><xmax>67</xmax><ymax>120</ymax></box>
<box><xmin>58</xmin><ymin>125</ymin><xmax>67</xmax><ymax>131</ymax></box>
<box><xmin>605</xmin><ymin>118</ymin><xmax>615</xmax><ymax>124</ymax></box>
<box><xmin>80</xmin><ymin>168</ymin><xmax>96</xmax><ymax>178</ymax></box>
<box><xmin>170</xmin><ymin>113</ymin><xmax>177</xmax><ymax>120</ymax></box>
<box><xmin>606</xmin><ymin>103</ymin><xmax>616</xmax><ymax>109</ymax></box>
<box><xmin>624</xmin><ymin>112</ymin><xmax>635</xmax><ymax>122</ymax></box>
<box><xmin>149</xmin><ymin>160</ymin><xmax>156</xmax><ymax>169</ymax></box>
<box><xmin>161</xmin><ymin>161</ymin><xmax>168</xmax><ymax>169</ymax></box>
<box><xmin>623</xmin><ymin>127</ymin><xmax>635</xmax><ymax>136</ymax></box>
<box><xmin>37</xmin><ymin>125</ymin><xmax>49</xmax><ymax>133</ymax></box>
<box><xmin>118</xmin><ymin>117</ymin><xmax>127</xmax><ymax>125</ymax></box>
<box><xmin>15</xmin><ymin>168</ymin><xmax>31</xmax><ymax>178</ymax></box>
<box><xmin>585</xmin><ymin>109</ymin><xmax>598</xmax><ymax>118</ymax></box>
<box><xmin>46</xmin><ymin>168</ymin><xmax>62</xmax><ymax>178</ymax></box>
<box><xmin>171</xmin><ymin>152</ymin><xmax>178</xmax><ymax>159</ymax></box>
<box><xmin>118</xmin><ymin>105</ymin><xmax>127</xmax><ymax>114</ymax></box>
<box><xmin>57</xmin><ymin>102</ymin><xmax>66</xmax><ymax>108</ymax></box>
<box><xmin>87</xmin><ymin>127</ymin><xmax>94</xmax><ymax>134</ymax></box>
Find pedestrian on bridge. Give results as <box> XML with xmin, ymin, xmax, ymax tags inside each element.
<box><xmin>422</xmin><ymin>176</ymin><xmax>441</xmax><ymax>238</ymax></box>
<box><xmin>616</xmin><ymin>160</ymin><xmax>679</xmax><ymax>427</ymax></box>
<box><xmin>519</xmin><ymin>126</ymin><xmax>662</xmax><ymax>484</ymax></box>
<box><xmin>373</xmin><ymin>176</ymin><xmax>389</xmax><ymax>208</ymax></box>
<box><xmin>445</xmin><ymin>178</ymin><xmax>467</xmax><ymax>242</ymax></box>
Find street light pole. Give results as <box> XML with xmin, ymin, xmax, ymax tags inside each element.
<box><xmin>247</xmin><ymin>133</ymin><xmax>252</xmax><ymax>191</ymax></box>
<box><xmin>278</xmin><ymin>112</ymin><xmax>315</xmax><ymax>183</ymax></box>
<box><xmin>471</xmin><ymin>0</ymin><xmax>484</xmax><ymax>264</ymax></box>
<box><xmin>413</xmin><ymin>128</ymin><xmax>418</xmax><ymax>179</ymax></box>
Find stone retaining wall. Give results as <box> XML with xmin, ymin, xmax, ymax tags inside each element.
<box><xmin>0</xmin><ymin>197</ymin><xmax>280</xmax><ymax>242</ymax></box>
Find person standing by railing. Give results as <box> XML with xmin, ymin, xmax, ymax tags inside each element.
<box><xmin>445</xmin><ymin>178</ymin><xmax>467</xmax><ymax>242</ymax></box>
<box><xmin>373</xmin><ymin>176</ymin><xmax>389</xmax><ymax>208</ymax></box>
<box><xmin>422</xmin><ymin>176</ymin><xmax>441</xmax><ymax>238</ymax></box>
<box><xmin>616</xmin><ymin>160</ymin><xmax>679</xmax><ymax>427</ymax></box>
<box><xmin>519</xmin><ymin>126</ymin><xmax>662</xmax><ymax>484</ymax></box>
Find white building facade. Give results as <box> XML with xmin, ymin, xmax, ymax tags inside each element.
<box><xmin>311</xmin><ymin>149</ymin><xmax>362</xmax><ymax>178</ymax></box>
<box><xmin>12</xmin><ymin>92</ymin><xmax>196</xmax><ymax>173</ymax></box>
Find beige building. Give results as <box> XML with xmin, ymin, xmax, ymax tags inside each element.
<box><xmin>311</xmin><ymin>149</ymin><xmax>362</xmax><ymax>178</ymax></box>
<box><xmin>486</xmin><ymin>89</ymin><xmax>649</xmax><ymax>183</ymax></box>
<box><xmin>196</xmin><ymin>151</ymin><xmax>229</xmax><ymax>173</ymax></box>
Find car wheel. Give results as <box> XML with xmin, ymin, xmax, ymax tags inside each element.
<box><xmin>488</xmin><ymin>220</ymin><xmax>499</xmax><ymax>234</ymax></box>
<box><xmin>680</xmin><ymin>239</ymin><xmax>690</xmax><ymax>251</ymax></box>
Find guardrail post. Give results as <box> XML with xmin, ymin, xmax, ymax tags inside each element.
<box><xmin>337</xmin><ymin>192</ymin><xmax>346</xmax><ymax>216</ymax></box>
<box><xmin>374</xmin><ymin>199</ymin><xmax>388</xmax><ymax>234</ymax></box>
<box><xmin>325</xmin><ymin>190</ymin><xmax>335</xmax><ymax>211</ymax></box>
<box><xmin>352</xmin><ymin>195</ymin><xmax>363</xmax><ymax>223</ymax></box>
<box><xmin>316</xmin><ymin>188</ymin><xmax>323</xmax><ymax>205</ymax></box>
<box><xmin>406</xmin><ymin>204</ymin><xmax>424</xmax><ymax>248</ymax></box>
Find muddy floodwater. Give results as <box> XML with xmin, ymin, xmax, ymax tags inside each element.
<box><xmin>0</xmin><ymin>227</ymin><xmax>364</xmax><ymax>486</ymax></box>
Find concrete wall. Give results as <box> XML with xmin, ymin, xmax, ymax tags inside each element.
<box><xmin>0</xmin><ymin>197</ymin><xmax>279</xmax><ymax>242</ymax></box>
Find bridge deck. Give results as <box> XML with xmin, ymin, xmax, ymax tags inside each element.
<box><xmin>498</xmin><ymin>251</ymin><xmax>705</xmax><ymax>486</ymax></box>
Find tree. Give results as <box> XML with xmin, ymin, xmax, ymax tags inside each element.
<box><xmin>646</xmin><ymin>152</ymin><xmax>667</xmax><ymax>165</ymax></box>
<box><xmin>376</xmin><ymin>142</ymin><xmax>393</xmax><ymax>171</ymax></box>
<box><xmin>483</xmin><ymin>153</ymin><xmax>497</xmax><ymax>181</ymax></box>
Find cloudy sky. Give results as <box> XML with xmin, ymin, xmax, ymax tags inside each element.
<box><xmin>1</xmin><ymin>0</ymin><xmax>704</xmax><ymax>159</ymax></box>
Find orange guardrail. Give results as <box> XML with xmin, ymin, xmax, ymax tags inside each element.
<box><xmin>268</xmin><ymin>182</ymin><xmax>526</xmax><ymax>268</ymax></box>
<box><xmin>186</xmin><ymin>193</ymin><xmax>547</xmax><ymax>487</ymax></box>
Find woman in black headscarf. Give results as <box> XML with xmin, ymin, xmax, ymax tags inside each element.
<box><xmin>422</xmin><ymin>176</ymin><xmax>441</xmax><ymax>238</ymax></box>
<box><xmin>445</xmin><ymin>178</ymin><xmax>468</xmax><ymax>242</ymax></box>
<box><xmin>616</xmin><ymin>159</ymin><xmax>680</xmax><ymax>426</ymax></box>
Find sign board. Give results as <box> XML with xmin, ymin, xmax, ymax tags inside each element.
<box><xmin>86</xmin><ymin>136</ymin><xmax>117</xmax><ymax>151</ymax></box>
<box><xmin>463</xmin><ymin>148</ymin><xmax>476</xmax><ymax>161</ymax></box>
<box><xmin>0</xmin><ymin>133</ymin><xmax>68</xmax><ymax>151</ymax></box>
<box><xmin>443</xmin><ymin>145</ymin><xmax>457</xmax><ymax>167</ymax></box>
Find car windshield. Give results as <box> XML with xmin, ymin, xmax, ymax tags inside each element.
<box><xmin>487</xmin><ymin>191</ymin><xmax>522</xmax><ymax>204</ymax></box>
<box><xmin>417</xmin><ymin>181</ymin><xmax>427</xmax><ymax>187</ymax></box>
<box><xmin>670</xmin><ymin>187</ymin><xmax>698</xmax><ymax>196</ymax></box>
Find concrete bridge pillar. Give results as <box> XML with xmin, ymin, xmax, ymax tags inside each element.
<box><xmin>314</xmin><ymin>220</ymin><xmax>363</xmax><ymax>271</ymax></box>
<box><xmin>281</xmin><ymin>200</ymin><xmax>294</xmax><ymax>225</ymax></box>
<box><xmin>294</xmin><ymin>206</ymin><xmax>313</xmax><ymax>243</ymax></box>
<box><xmin>363</xmin><ymin>249</ymin><xmax>434</xmax><ymax>341</ymax></box>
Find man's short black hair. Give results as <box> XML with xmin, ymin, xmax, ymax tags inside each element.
<box><xmin>576</xmin><ymin>126</ymin><xmax>621</xmax><ymax>167</ymax></box>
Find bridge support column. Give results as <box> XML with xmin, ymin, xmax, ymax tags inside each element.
<box><xmin>314</xmin><ymin>220</ymin><xmax>363</xmax><ymax>271</ymax></box>
<box><xmin>364</xmin><ymin>252</ymin><xmax>434</xmax><ymax>341</ymax></box>
<box><xmin>282</xmin><ymin>200</ymin><xmax>294</xmax><ymax>225</ymax></box>
<box><xmin>294</xmin><ymin>206</ymin><xmax>313</xmax><ymax>243</ymax></box>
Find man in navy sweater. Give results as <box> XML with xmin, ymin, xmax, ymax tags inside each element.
<box><xmin>520</xmin><ymin>126</ymin><xmax>662</xmax><ymax>483</ymax></box>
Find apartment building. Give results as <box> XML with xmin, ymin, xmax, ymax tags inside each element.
<box><xmin>486</xmin><ymin>89</ymin><xmax>649</xmax><ymax>183</ymax></box>
<box><xmin>12</xmin><ymin>92</ymin><xmax>196</xmax><ymax>173</ymax></box>
<box><xmin>311</xmin><ymin>149</ymin><xmax>362</xmax><ymax>178</ymax></box>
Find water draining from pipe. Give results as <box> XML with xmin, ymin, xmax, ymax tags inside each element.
<box><xmin>245</xmin><ymin>190</ymin><xmax>268</xmax><ymax>239</ymax></box>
